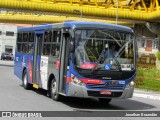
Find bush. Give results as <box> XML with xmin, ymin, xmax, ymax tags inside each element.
<box><xmin>135</xmin><ymin>68</ymin><xmax>144</xmax><ymax>85</ymax></box>
<box><xmin>135</xmin><ymin>68</ymin><xmax>160</xmax><ymax>91</ymax></box>
<box><xmin>157</xmin><ymin>51</ymin><xmax>160</xmax><ymax>60</ymax></box>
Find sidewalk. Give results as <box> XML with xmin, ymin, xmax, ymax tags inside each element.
<box><xmin>133</xmin><ymin>88</ymin><xmax>160</xmax><ymax>100</ymax></box>
<box><xmin>0</xmin><ymin>60</ymin><xmax>14</xmax><ymax>67</ymax></box>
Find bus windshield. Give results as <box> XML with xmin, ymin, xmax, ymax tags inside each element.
<box><xmin>74</xmin><ymin>29</ymin><xmax>135</xmax><ymax>71</ymax></box>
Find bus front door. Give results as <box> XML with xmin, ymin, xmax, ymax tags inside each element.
<box><xmin>58</xmin><ymin>30</ymin><xmax>70</xmax><ymax>94</ymax></box>
<box><xmin>32</xmin><ymin>32</ymin><xmax>44</xmax><ymax>89</ymax></box>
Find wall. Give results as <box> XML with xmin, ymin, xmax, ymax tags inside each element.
<box><xmin>0</xmin><ymin>24</ymin><xmax>17</xmax><ymax>57</ymax></box>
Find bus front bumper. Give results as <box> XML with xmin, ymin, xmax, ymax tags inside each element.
<box><xmin>67</xmin><ymin>82</ymin><xmax>134</xmax><ymax>99</ymax></box>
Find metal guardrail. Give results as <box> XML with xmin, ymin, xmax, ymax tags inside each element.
<box><xmin>0</xmin><ymin>0</ymin><xmax>160</xmax><ymax>24</ymax></box>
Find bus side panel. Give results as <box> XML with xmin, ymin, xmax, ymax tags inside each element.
<box><xmin>48</xmin><ymin>56</ymin><xmax>58</xmax><ymax>83</ymax></box>
<box><xmin>39</xmin><ymin>56</ymin><xmax>57</xmax><ymax>90</ymax></box>
<box><xmin>39</xmin><ymin>56</ymin><xmax>49</xmax><ymax>90</ymax></box>
<box><xmin>14</xmin><ymin>53</ymin><xmax>34</xmax><ymax>84</ymax></box>
<box><xmin>14</xmin><ymin>53</ymin><xmax>23</xmax><ymax>80</ymax></box>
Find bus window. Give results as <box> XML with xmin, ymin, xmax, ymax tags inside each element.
<box><xmin>43</xmin><ymin>44</ymin><xmax>51</xmax><ymax>55</ymax></box>
<box><xmin>51</xmin><ymin>44</ymin><xmax>60</xmax><ymax>56</ymax></box>
<box><xmin>22</xmin><ymin>43</ymin><xmax>28</xmax><ymax>53</ymax></box>
<box><xmin>44</xmin><ymin>31</ymin><xmax>52</xmax><ymax>42</ymax></box>
<box><xmin>48</xmin><ymin>31</ymin><xmax>52</xmax><ymax>42</ymax></box>
<box><xmin>17</xmin><ymin>33</ymin><xmax>23</xmax><ymax>53</ymax></box>
<box><xmin>17</xmin><ymin>43</ymin><xmax>22</xmax><ymax>52</ymax></box>
<box><xmin>29</xmin><ymin>32</ymin><xmax>34</xmax><ymax>42</ymax></box>
<box><xmin>53</xmin><ymin>31</ymin><xmax>61</xmax><ymax>43</ymax></box>
<box><xmin>23</xmin><ymin>33</ymin><xmax>28</xmax><ymax>42</ymax></box>
<box><xmin>51</xmin><ymin>30</ymin><xmax>61</xmax><ymax>57</ymax></box>
<box><xmin>28</xmin><ymin>32</ymin><xmax>34</xmax><ymax>54</ymax></box>
<box><xmin>43</xmin><ymin>31</ymin><xmax>52</xmax><ymax>56</ymax></box>
<box><xmin>28</xmin><ymin>43</ymin><xmax>34</xmax><ymax>54</ymax></box>
<box><xmin>17</xmin><ymin>33</ymin><xmax>23</xmax><ymax>42</ymax></box>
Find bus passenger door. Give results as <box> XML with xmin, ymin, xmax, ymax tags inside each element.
<box><xmin>32</xmin><ymin>32</ymin><xmax>44</xmax><ymax>88</ymax></box>
<box><xmin>58</xmin><ymin>29</ymin><xmax>70</xmax><ymax>93</ymax></box>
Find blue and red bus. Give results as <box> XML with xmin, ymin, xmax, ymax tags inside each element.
<box><xmin>14</xmin><ymin>21</ymin><xmax>136</xmax><ymax>103</ymax></box>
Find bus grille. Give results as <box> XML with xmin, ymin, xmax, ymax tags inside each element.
<box><xmin>87</xmin><ymin>91</ymin><xmax>122</xmax><ymax>97</ymax></box>
<box><xmin>86</xmin><ymin>83</ymin><xmax>125</xmax><ymax>90</ymax></box>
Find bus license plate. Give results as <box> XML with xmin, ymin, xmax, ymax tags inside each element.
<box><xmin>100</xmin><ymin>90</ymin><xmax>112</xmax><ymax>95</ymax></box>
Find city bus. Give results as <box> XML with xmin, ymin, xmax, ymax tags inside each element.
<box><xmin>14</xmin><ymin>21</ymin><xmax>136</xmax><ymax>103</ymax></box>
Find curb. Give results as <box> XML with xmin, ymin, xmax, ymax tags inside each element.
<box><xmin>133</xmin><ymin>93</ymin><xmax>160</xmax><ymax>101</ymax></box>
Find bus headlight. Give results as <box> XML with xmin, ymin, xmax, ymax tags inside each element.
<box><xmin>126</xmin><ymin>81</ymin><xmax>134</xmax><ymax>88</ymax></box>
<box><xmin>130</xmin><ymin>81</ymin><xmax>134</xmax><ymax>86</ymax></box>
<box><xmin>71</xmin><ymin>74</ymin><xmax>84</xmax><ymax>86</ymax></box>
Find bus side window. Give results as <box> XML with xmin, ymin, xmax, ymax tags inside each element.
<box><xmin>43</xmin><ymin>31</ymin><xmax>52</xmax><ymax>56</ymax></box>
<box><xmin>51</xmin><ymin>30</ymin><xmax>61</xmax><ymax>57</ymax></box>
<box><xmin>44</xmin><ymin>31</ymin><xmax>52</xmax><ymax>42</ymax></box>
<box><xmin>22</xmin><ymin>43</ymin><xmax>28</xmax><ymax>53</ymax></box>
<box><xmin>28</xmin><ymin>43</ymin><xmax>34</xmax><ymax>54</ymax></box>
<box><xmin>17</xmin><ymin>43</ymin><xmax>22</xmax><ymax>53</ymax></box>
<box><xmin>43</xmin><ymin>44</ymin><xmax>51</xmax><ymax>55</ymax></box>
<box><xmin>51</xmin><ymin>44</ymin><xmax>60</xmax><ymax>56</ymax></box>
<box><xmin>17</xmin><ymin>33</ymin><xmax>23</xmax><ymax>42</ymax></box>
<box><xmin>28</xmin><ymin>32</ymin><xmax>34</xmax><ymax>54</ymax></box>
<box><xmin>44</xmin><ymin>32</ymin><xmax>48</xmax><ymax>42</ymax></box>
<box><xmin>17</xmin><ymin>33</ymin><xmax>23</xmax><ymax>53</ymax></box>
<box><xmin>53</xmin><ymin>31</ymin><xmax>61</xmax><ymax>43</ymax></box>
<box><xmin>23</xmin><ymin>33</ymin><xmax>28</xmax><ymax>42</ymax></box>
<box><xmin>21</xmin><ymin>33</ymin><xmax>29</xmax><ymax>53</ymax></box>
<box><xmin>29</xmin><ymin>32</ymin><xmax>34</xmax><ymax>42</ymax></box>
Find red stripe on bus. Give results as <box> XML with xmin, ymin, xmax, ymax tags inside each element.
<box><xmin>80</xmin><ymin>78</ymin><xmax>102</xmax><ymax>84</ymax></box>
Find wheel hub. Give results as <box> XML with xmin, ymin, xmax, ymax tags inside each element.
<box><xmin>51</xmin><ymin>81</ymin><xmax>56</xmax><ymax>95</ymax></box>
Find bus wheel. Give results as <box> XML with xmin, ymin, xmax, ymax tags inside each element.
<box><xmin>50</xmin><ymin>79</ymin><xmax>61</xmax><ymax>101</ymax></box>
<box><xmin>22</xmin><ymin>70</ymin><xmax>31</xmax><ymax>90</ymax></box>
<box><xmin>98</xmin><ymin>98</ymin><xmax>112</xmax><ymax>104</ymax></box>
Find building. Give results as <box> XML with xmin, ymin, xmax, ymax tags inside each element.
<box><xmin>137</xmin><ymin>37</ymin><xmax>159</xmax><ymax>53</ymax></box>
<box><xmin>0</xmin><ymin>24</ymin><xmax>33</xmax><ymax>58</ymax></box>
<box><xmin>0</xmin><ymin>24</ymin><xmax>17</xmax><ymax>57</ymax></box>
<box><xmin>134</xmin><ymin>24</ymin><xmax>159</xmax><ymax>54</ymax></box>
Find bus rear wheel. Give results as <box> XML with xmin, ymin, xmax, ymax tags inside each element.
<box><xmin>22</xmin><ymin>70</ymin><xmax>31</xmax><ymax>90</ymax></box>
<box><xmin>98</xmin><ymin>98</ymin><xmax>112</xmax><ymax>104</ymax></box>
<box><xmin>50</xmin><ymin>79</ymin><xmax>61</xmax><ymax>101</ymax></box>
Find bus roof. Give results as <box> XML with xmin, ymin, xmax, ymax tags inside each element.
<box><xmin>18</xmin><ymin>21</ymin><xmax>133</xmax><ymax>33</ymax></box>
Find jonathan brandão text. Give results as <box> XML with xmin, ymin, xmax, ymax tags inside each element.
<box><xmin>125</xmin><ymin>112</ymin><xmax>157</xmax><ymax>117</ymax></box>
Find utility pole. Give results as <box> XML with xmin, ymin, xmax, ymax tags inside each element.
<box><xmin>116</xmin><ymin>0</ymin><xmax>119</xmax><ymax>25</ymax></box>
<box><xmin>74</xmin><ymin>9</ymin><xmax>82</xmax><ymax>20</ymax></box>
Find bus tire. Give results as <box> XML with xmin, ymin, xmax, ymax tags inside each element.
<box><xmin>22</xmin><ymin>70</ymin><xmax>31</xmax><ymax>90</ymax></box>
<box><xmin>98</xmin><ymin>98</ymin><xmax>112</xmax><ymax>104</ymax></box>
<box><xmin>50</xmin><ymin>79</ymin><xmax>61</xmax><ymax>101</ymax></box>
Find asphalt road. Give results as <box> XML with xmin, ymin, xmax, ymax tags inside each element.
<box><xmin>0</xmin><ymin>65</ymin><xmax>159</xmax><ymax>119</ymax></box>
